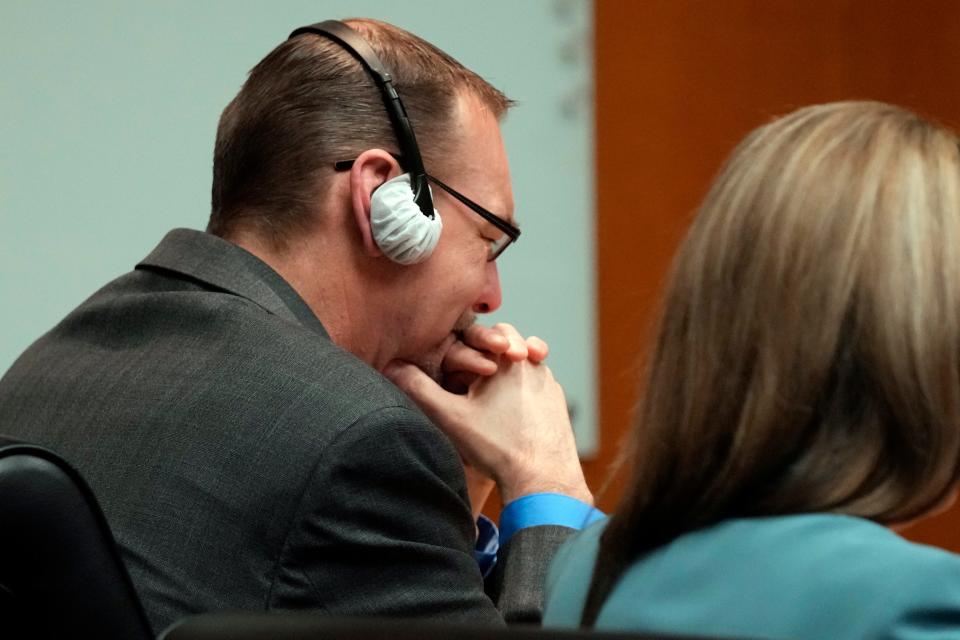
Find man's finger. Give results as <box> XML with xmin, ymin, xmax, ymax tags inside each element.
<box><xmin>462</xmin><ymin>324</ymin><xmax>510</xmax><ymax>355</ymax></box>
<box><xmin>526</xmin><ymin>336</ymin><xmax>549</xmax><ymax>364</ymax></box>
<box><xmin>442</xmin><ymin>341</ymin><xmax>498</xmax><ymax>376</ymax></box>
<box><xmin>492</xmin><ymin>322</ymin><xmax>529</xmax><ymax>362</ymax></box>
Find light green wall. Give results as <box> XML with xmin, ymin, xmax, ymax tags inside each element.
<box><xmin>0</xmin><ymin>0</ymin><xmax>596</xmax><ymax>452</ymax></box>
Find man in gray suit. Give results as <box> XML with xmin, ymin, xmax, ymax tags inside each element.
<box><xmin>0</xmin><ymin>17</ymin><xmax>595</xmax><ymax>634</ymax></box>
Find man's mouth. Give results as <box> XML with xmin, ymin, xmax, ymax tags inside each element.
<box><xmin>451</xmin><ymin>312</ymin><xmax>477</xmax><ymax>342</ymax></box>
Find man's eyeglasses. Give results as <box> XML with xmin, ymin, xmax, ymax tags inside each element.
<box><xmin>333</xmin><ymin>159</ymin><xmax>521</xmax><ymax>261</ymax></box>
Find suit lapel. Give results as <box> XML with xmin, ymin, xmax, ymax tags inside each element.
<box><xmin>136</xmin><ymin>228</ymin><xmax>329</xmax><ymax>338</ymax></box>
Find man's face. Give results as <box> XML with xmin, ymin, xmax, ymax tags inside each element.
<box><xmin>392</xmin><ymin>94</ymin><xmax>516</xmax><ymax>378</ymax></box>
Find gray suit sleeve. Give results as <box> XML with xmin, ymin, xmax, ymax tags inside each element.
<box><xmin>487</xmin><ymin>525</ymin><xmax>577</xmax><ymax>624</ymax></box>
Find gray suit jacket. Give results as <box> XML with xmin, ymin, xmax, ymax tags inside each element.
<box><xmin>0</xmin><ymin>229</ymin><xmax>571</xmax><ymax>634</ymax></box>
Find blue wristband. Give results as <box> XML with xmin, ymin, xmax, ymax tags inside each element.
<box><xmin>499</xmin><ymin>492</ymin><xmax>606</xmax><ymax>547</ymax></box>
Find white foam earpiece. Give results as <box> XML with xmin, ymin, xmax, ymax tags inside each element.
<box><xmin>369</xmin><ymin>173</ymin><xmax>442</xmax><ymax>265</ymax></box>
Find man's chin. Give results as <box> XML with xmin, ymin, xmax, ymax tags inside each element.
<box><xmin>412</xmin><ymin>332</ymin><xmax>459</xmax><ymax>383</ymax></box>
<box><xmin>417</xmin><ymin>358</ymin><xmax>443</xmax><ymax>384</ymax></box>
<box><xmin>405</xmin><ymin>313</ymin><xmax>475</xmax><ymax>384</ymax></box>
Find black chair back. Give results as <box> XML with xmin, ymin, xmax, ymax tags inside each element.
<box><xmin>0</xmin><ymin>436</ymin><xmax>154</xmax><ymax>640</ymax></box>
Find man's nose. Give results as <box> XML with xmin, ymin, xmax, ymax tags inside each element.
<box><xmin>472</xmin><ymin>261</ymin><xmax>502</xmax><ymax>314</ymax></box>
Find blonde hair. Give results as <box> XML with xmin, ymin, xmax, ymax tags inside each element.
<box><xmin>582</xmin><ymin>101</ymin><xmax>960</xmax><ymax>625</ymax></box>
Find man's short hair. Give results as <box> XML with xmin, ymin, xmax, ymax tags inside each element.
<box><xmin>208</xmin><ymin>18</ymin><xmax>513</xmax><ymax>246</ymax></box>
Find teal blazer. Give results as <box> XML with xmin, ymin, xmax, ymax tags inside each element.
<box><xmin>544</xmin><ymin>514</ymin><xmax>960</xmax><ymax>639</ymax></box>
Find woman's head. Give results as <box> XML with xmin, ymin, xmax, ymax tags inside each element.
<box><xmin>629</xmin><ymin>101</ymin><xmax>960</xmax><ymax>532</ymax></box>
<box><xmin>584</xmin><ymin>102</ymin><xmax>960</xmax><ymax>624</ymax></box>
<box><xmin>586</xmin><ymin>103</ymin><xmax>960</xmax><ymax>622</ymax></box>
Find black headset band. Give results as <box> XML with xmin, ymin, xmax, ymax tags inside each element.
<box><xmin>288</xmin><ymin>20</ymin><xmax>434</xmax><ymax>218</ymax></box>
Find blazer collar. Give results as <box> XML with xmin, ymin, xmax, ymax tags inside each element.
<box><xmin>136</xmin><ymin>228</ymin><xmax>328</xmax><ymax>338</ymax></box>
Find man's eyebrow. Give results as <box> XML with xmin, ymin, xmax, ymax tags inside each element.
<box><xmin>426</xmin><ymin>174</ymin><xmax>519</xmax><ymax>237</ymax></box>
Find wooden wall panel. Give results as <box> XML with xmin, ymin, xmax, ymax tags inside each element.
<box><xmin>590</xmin><ymin>0</ymin><xmax>960</xmax><ymax>551</ymax></box>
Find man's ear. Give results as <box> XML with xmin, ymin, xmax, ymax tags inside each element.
<box><xmin>349</xmin><ymin>149</ymin><xmax>403</xmax><ymax>257</ymax></box>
